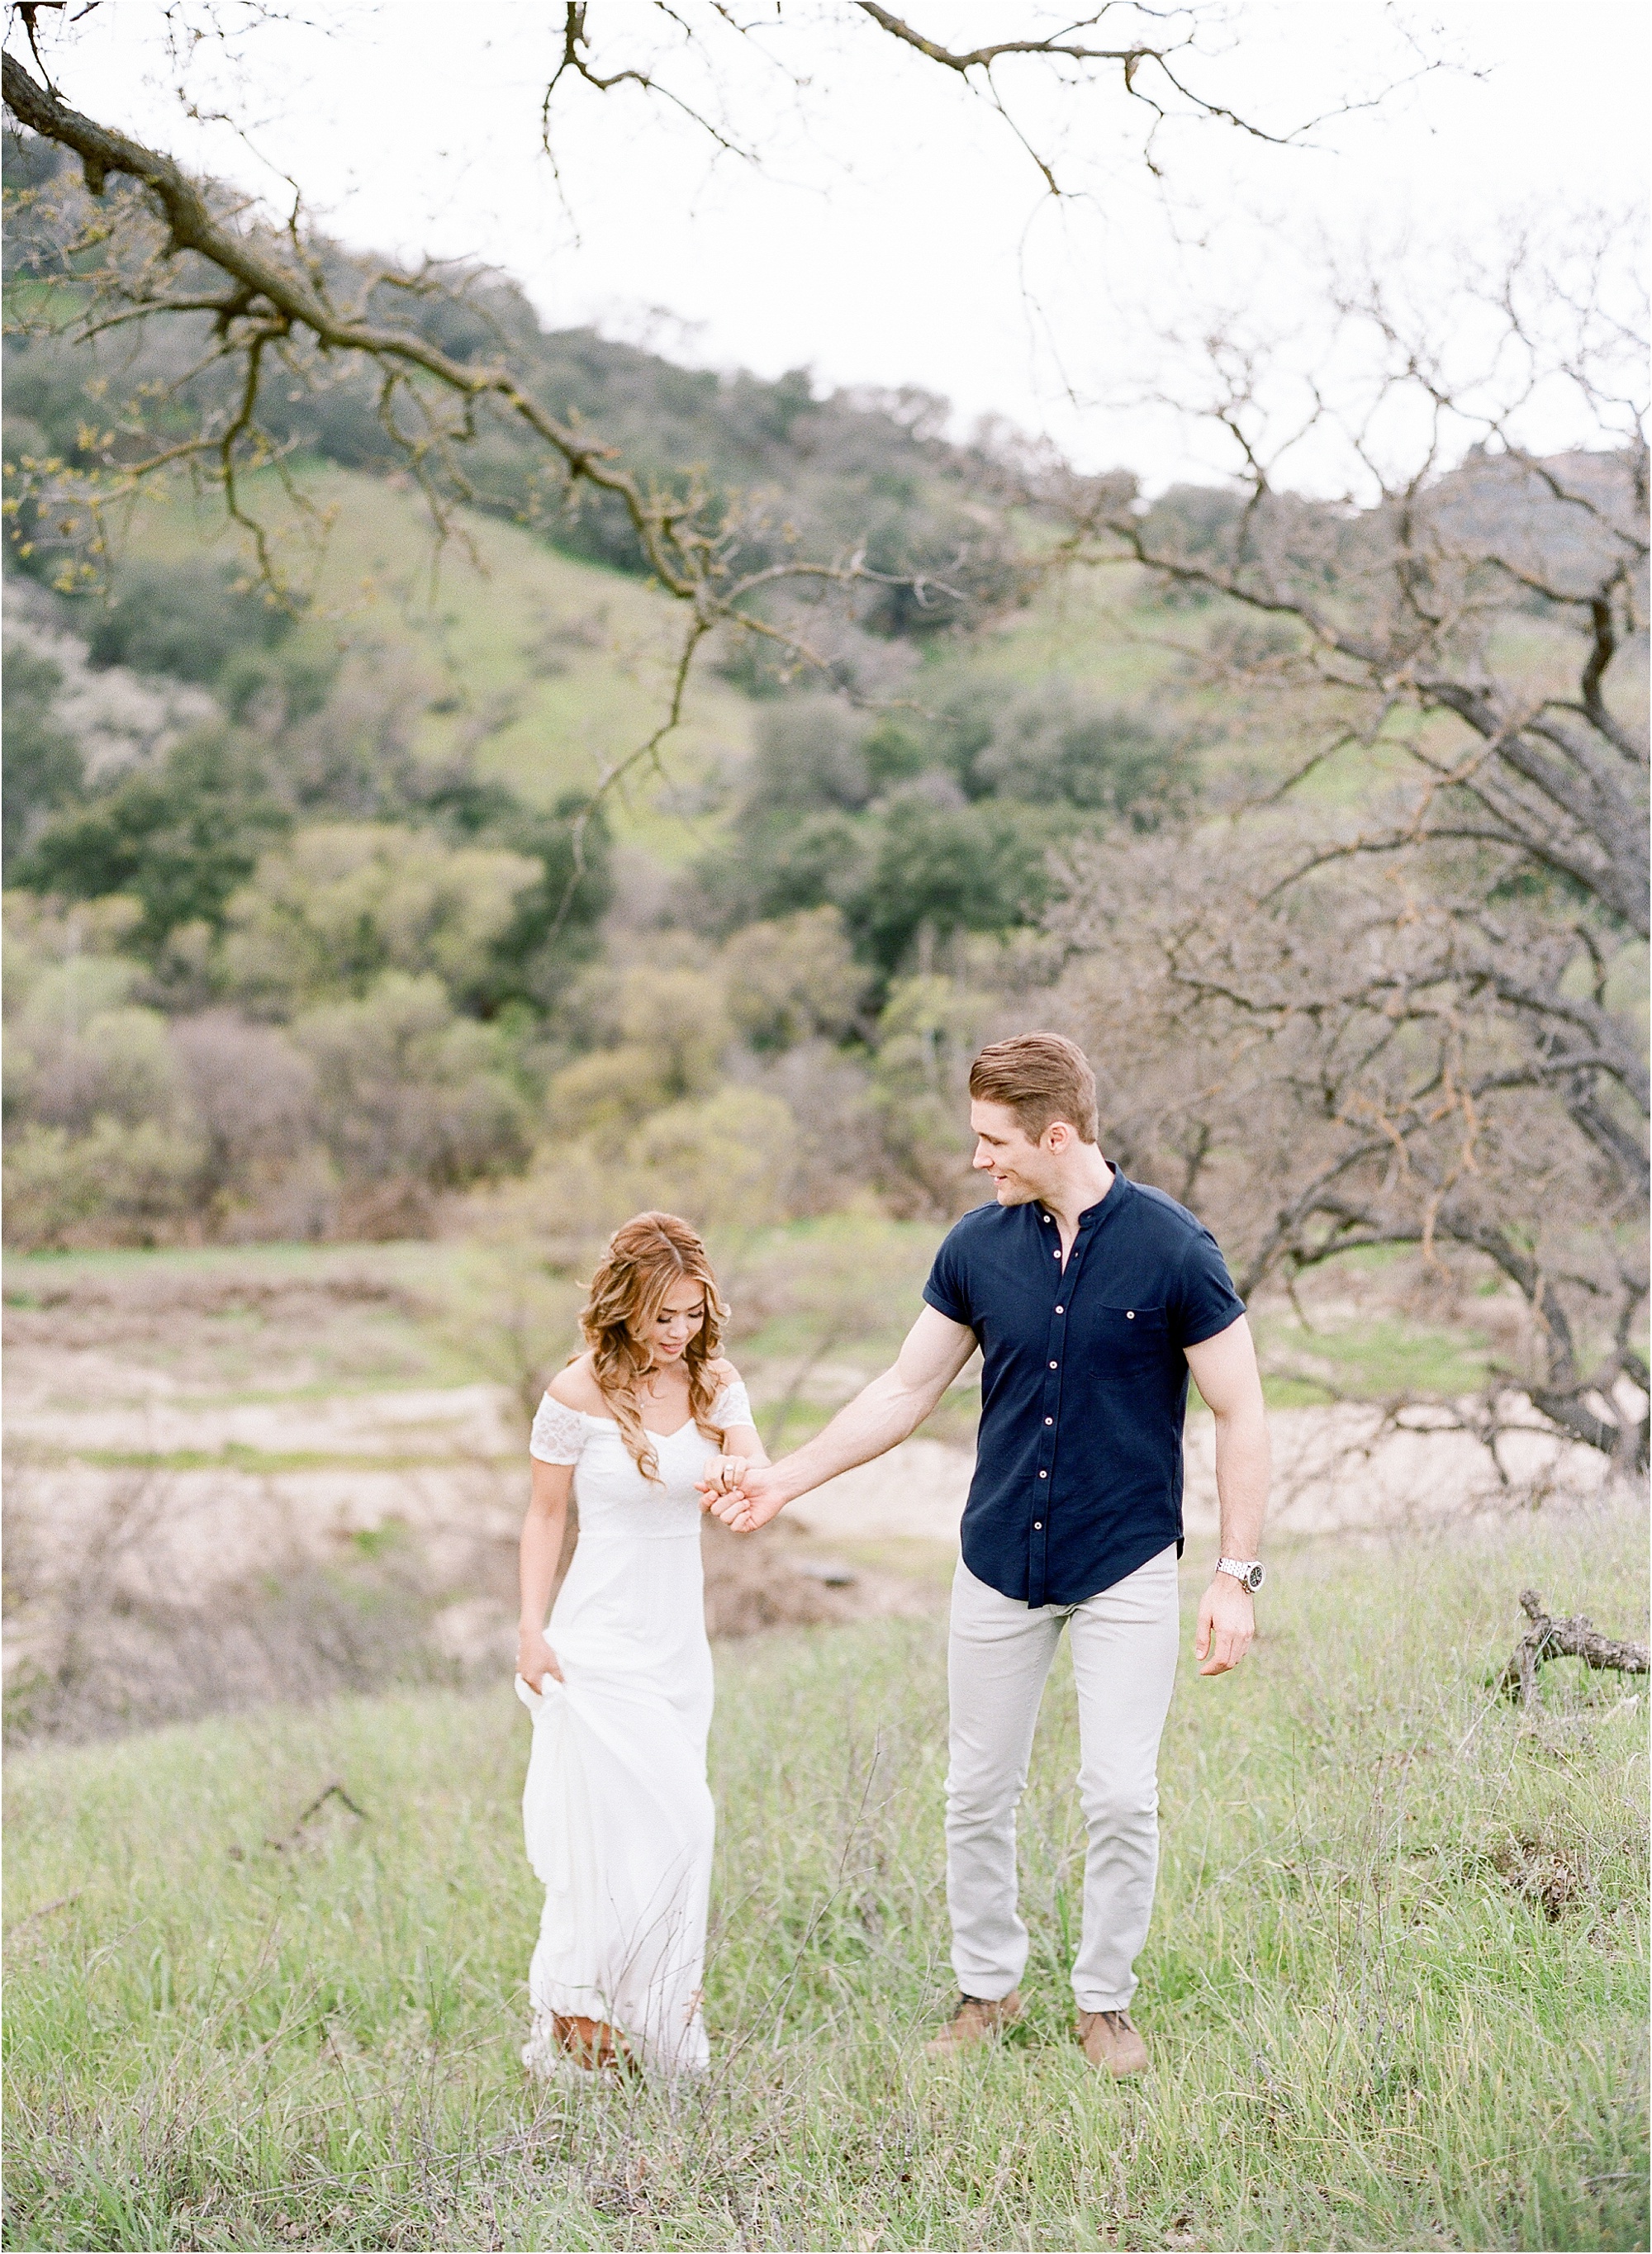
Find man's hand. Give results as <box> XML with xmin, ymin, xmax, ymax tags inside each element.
<box><xmin>696</xmin><ymin>1306</ymin><xmax>976</xmax><ymax>1535</ymax></box>
<box><xmin>698</xmin><ymin>1460</ymin><xmax>790</xmax><ymax>1532</ymax></box>
<box><xmin>1194</xmin><ymin>1573</ymin><xmax>1255</xmax><ymax>1676</ymax></box>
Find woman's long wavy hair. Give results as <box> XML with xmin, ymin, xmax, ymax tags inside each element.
<box><xmin>577</xmin><ymin>1212</ymin><xmax>729</xmax><ymax>1484</ymax></box>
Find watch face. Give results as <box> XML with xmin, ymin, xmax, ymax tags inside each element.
<box><xmin>1246</xmin><ymin>1563</ymin><xmax>1265</xmax><ymax>1592</ymax></box>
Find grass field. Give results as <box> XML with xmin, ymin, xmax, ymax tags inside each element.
<box><xmin>5</xmin><ymin>1500</ymin><xmax>1646</xmax><ymax>2252</ymax></box>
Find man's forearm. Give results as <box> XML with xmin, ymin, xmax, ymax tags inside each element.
<box><xmin>1212</xmin><ymin>1406</ymin><xmax>1270</xmax><ymax>1557</ymax></box>
<box><xmin>767</xmin><ymin>1369</ymin><xmax>939</xmax><ymax>1502</ymax></box>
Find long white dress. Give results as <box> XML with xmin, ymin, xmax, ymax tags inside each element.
<box><xmin>516</xmin><ymin>1378</ymin><xmax>750</xmax><ymax>2079</ymax></box>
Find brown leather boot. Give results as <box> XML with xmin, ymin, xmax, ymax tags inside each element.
<box><xmin>923</xmin><ymin>1990</ymin><xmax>1023</xmax><ymax>2057</ymax></box>
<box><xmin>552</xmin><ymin>2013</ymin><xmax>637</xmax><ymax>2075</ymax></box>
<box><xmin>1076</xmin><ymin>2007</ymin><xmax>1149</xmax><ymax>2077</ymax></box>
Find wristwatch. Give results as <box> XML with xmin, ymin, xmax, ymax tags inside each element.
<box><xmin>1216</xmin><ymin>1556</ymin><xmax>1265</xmax><ymax>1592</ymax></box>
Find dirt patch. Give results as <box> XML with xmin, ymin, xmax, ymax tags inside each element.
<box><xmin>4</xmin><ymin>1508</ymin><xmax>932</xmax><ymax>1746</ymax></box>
<box><xmin>2</xmin><ymin>1358</ymin><xmax>937</xmax><ymax>1744</ymax></box>
<box><xmin>4</xmin><ymin>1268</ymin><xmax>427</xmax><ymax>1355</ymax></box>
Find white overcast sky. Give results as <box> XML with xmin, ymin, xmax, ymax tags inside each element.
<box><xmin>17</xmin><ymin>1</ymin><xmax>1652</xmax><ymax>487</ymax></box>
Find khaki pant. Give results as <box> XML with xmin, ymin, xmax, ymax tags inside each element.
<box><xmin>945</xmin><ymin>1544</ymin><xmax>1181</xmax><ymax>2012</ymax></box>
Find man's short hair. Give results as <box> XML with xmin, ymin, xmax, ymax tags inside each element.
<box><xmin>968</xmin><ymin>1032</ymin><xmax>1099</xmax><ymax>1146</ymax></box>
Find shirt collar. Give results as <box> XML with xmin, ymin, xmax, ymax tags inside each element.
<box><xmin>1038</xmin><ymin>1166</ymin><xmax>1132</xmax><ymax>1235</ymax></box>
<box><xmin>1077</xmin><ymin>1163</ymin><xmax>1127</xmax><ymax>1235</ymax></box>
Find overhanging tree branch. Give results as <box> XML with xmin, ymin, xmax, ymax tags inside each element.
<box><xmin>2</xmin><ymin>47</ymin><xmax>989</xmax><ymax>894</ymax></box>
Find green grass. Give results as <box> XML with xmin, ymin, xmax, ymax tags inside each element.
<box><xmin>1250</xmin><ymin>1312</ymin><xmax>1494</xmax><ymax>1412</ymax></box>
<box><xmin>68</xmin><ymin>1447</ymin><xmax>482</xmax><ymax>1475</ymax></box>
<box><xmin>5</xmin><ymin>1504</ymin><xmax>1646</xmax><ymax>2250</ymax></box>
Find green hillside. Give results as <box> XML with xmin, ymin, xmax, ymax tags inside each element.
<box><xmin>96</xmin><ymin>468</ymin><xmax>759</xmax><ymax>862</ymax></box>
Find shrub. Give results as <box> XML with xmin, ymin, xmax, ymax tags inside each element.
<box><xmin>744</xmin><ymin>699</ymin><xmax>874</xmax><ymax>816</ymax></box>
<box><xmin>720</xmin><ymin>905</ymin><xmax>869</xmax><ymax>1052</ymax></box>
<box><xmin>624</xmin><ymin>1085</ymin><xmax>798</xmax><ymax>1233</ymax></box>
<box><xmin>869</xmin><ymin>972</ymin><xmax>1001</xmax><ymax>1216</ymax></box>
<box><xmin>544</xmin><ymin>966</ymin><xmax>732</xmax><ymax>1136</ymax></box>
<box><xmin>168</xmin><ymin>1010</ymin><xmax>318</xmax><ymax>1221</ymax></box>
<box><xmin>15</xmin><ymin>724</ymin><xmax>290</xmax><ymax>952</ymax></box>
<box><xmin>968</xmin><ymin>686</ymin><xmax>1198</xmax><ymax>824</ymax></box>
<box><xmin>7</xmin><ymin>1000</ymin><xmax>182</xmax><ymax>1136</ymax></box>
<box><xmin>458</xmin><ymin>795</ymin><xmax>614</xmax><ymax>1014</ymax></box>
<box><xmin>218</xmin><ymin>643</ymin><xmax>340</xmax><ymax>731</ymax></box>
<box><xmin>843</xmin><ymin>792</ymin><xmax>1061</xmax><ymax>975</ymax></box>
<box><xmin>293</xmin><ymin>972</ymin><xmax>532</xmax><ymax>1195</ymax></box>
<box><xmin>2</xmin><ymin>913</ymin><xmax>186</xmax><ymax>1138</ymax></box>
<box><xmin>2</xmin><ymin>909</ymin><xmax>142</xmax><ymax>1042</ymax></box>
<box><xmin>80</xmin><ymin>557</ymin><xmax>293</xmax><ymax>685</ymax></box>
<box><xmin>544</xmin><ymin>1042</ymin><xmax>681</xmax><ymax>1141</ymax></box>
<box><xmin>1</xmin><ymin>640</ymin><xmax>83</xmax><ymax>878</ymax></box>
<box><xmin>2</xmin><ymin>1116</ymin><xmax>203</xmax><ymax>1249</ymax></box>
<box><xmin>220</xmin><ymin>822</ymin><xmax>541</xmax><ymax>1010</ymax></box>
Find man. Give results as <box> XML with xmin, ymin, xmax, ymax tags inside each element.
<box><xmin>702</xmin><ymin>1032</ymin><xmax>1268</xmax><ymax>2078</ymax></box>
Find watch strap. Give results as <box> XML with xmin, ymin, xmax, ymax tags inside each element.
<box><xmin>1217</xmin><ymin>1555</ymin><xmax>1263</xmax><ymax>1588</ymax></box>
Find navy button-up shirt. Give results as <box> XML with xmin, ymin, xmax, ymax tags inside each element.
<box><xmin>923</xmin><ymin>1170</ymin><xmax>1245</xmax><ymax>1608</ymax></box>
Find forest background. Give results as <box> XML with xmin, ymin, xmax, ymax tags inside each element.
<box><xmin>2</xmin><ymin>6</ymin><xmax>1648</xmax><ymax>2247</ymax></box>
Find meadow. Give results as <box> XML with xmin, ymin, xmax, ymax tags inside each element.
<box><xmin>5</xmin><ymin>1499</ymin><xmax>1645</xmax><ymax>2252</ymax></box>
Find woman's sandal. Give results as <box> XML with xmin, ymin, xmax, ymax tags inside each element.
<box><xmin>551</xmin><ymin>2013</ymin><xmax>639</xmax><ymax>2076</ymax></box>
<box><xmin>522</xmin><ymin>2010</ymin><xmax>635</xmax><ymax>2082</ymax></box>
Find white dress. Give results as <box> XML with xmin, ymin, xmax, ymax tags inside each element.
<box><xmin>516</xmin><ymin>1378</ymin><xmax>751</xmax><ymax>2079</ymax></box>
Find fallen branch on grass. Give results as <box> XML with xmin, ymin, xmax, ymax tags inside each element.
<box><xmin>1499</xmin><ymin>1589</ymin><xmax>1650</xmax><ymax>1708</ymax></box>
<box><xmin>227</xmin><ymin>1780</ymin><xmax>372</xmax><ymax>1858</ymax></box>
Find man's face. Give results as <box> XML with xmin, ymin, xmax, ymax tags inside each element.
<box><xmin>970</xmin><ymin>1099</ymin><xmax>1059</xmax><ymax>1205</ymax></box>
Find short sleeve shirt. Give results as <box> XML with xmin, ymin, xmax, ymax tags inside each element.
<box><xmin>923</xmin><ymin>1170</ymin><xmax>1244</xmax><ymax>1607</ymax></box>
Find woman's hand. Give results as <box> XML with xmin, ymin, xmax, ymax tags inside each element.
<box><xmin>517</xmin><ymin>1625</ymin><xmax>563</xmax><ymax>1691</ymax></box>
<box><xmin>697</xmin><ymin>1454</ymin><xmax>750</xmax><ymax>1507</ymax></box>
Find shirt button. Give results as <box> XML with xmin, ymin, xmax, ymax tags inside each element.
<box><xmin>1038</xmin><ymin>1469</ymin><xmax>1047</xmax><ymax>1478</ymax></box>
<box><xmin>1126</xmin><ymin>1310</ymin><xmax>1135</xmax><ymax>1319</ymax></box>
<box><xmin>1049</xmin><ymin>1360</ymin><xmax>1058</xmax><ymax>1369</ymax></box>
<box><xmin>1045</xmin><ymin>1416</ymin><xmax>1053</xmax><ymax>1426</ymax></box>
<box><xmin>1055</xmin><ymin>1305</ymin><xmax>1064</xmax><ymax>1314</ymax></box>
<box><xmin>1033</xmin><ymin>1521</ymin><xmax>1042</xmax><ymax>1530</ymax></box>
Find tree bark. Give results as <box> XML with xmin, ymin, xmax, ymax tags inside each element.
<box><xmin>1500</xmin><ymin>1587</ymin><xmax>1650</xmax><ymax>1707</ymax></box>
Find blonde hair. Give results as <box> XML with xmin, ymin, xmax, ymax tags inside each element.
<box><xmin>577</xmin><ymin>1212</ymin><xmax>729</xmax><ymax>1483</ymax></box>
<box><xmin>968</xmin><ymin>1032</ymin><xmax>1099</xmax><ymax>1145</ymax></box>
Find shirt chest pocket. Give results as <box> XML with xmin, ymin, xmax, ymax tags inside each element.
<box><xmin>1089</xmin><ymin>1304</ymin><xmax>1170</xmax><ymax>1368</ymax></box>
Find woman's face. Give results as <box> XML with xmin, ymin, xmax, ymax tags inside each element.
<box><xmin>641</xmin><ymin>1276</ymin><xmax>708</xmax><ymax>1366</ymax></box>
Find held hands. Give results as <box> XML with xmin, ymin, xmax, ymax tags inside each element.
<box><xmin>516</xmin><ymin>1625</ymin><xmax>564</xmax><ymax>1693</ymax></box>
<box><xmin>695</xmin><ymin>1456</ymin><xmax>788</xmax><ymax>1534</ymax></box>
<box><xmin>1194</xmin><ymin>1573</ymin><xmax>1255</xmax><ymax>1677</ymax></box>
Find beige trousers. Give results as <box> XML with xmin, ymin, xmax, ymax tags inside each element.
<box><xmin>944</xmin><ymin>1543</ymin><xmax>1181</xmax><ymax>2013</ymax></box>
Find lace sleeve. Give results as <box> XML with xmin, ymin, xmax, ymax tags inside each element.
<box><xmin>529</xmin><ymin>1394</ymin><xmax>585</xmax><ymax>1465</ymax></box>
<box><xmin>714</xmin><ymin>1378</ymin><xmax>755</xmax><ymax>1431</ymax></box>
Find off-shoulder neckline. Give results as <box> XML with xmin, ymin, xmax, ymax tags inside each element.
<box><xmin>541</xmin><ymin>1378</ymin><xmax>743</xmax><ymax>1442</ymax></box>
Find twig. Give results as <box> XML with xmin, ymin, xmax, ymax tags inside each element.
<box><xmin>262</xmin><ymin>1780</ymin><xmax>369</xmax><ymax>1852</ymax></box>
<box><xmin>7</xmin><ymin>1889</ymin><xmax>83</xmax><ymax>1929</ymax></box>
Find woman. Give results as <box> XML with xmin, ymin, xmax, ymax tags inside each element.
<box><xmin>515</xmin><ymin>1211</ymin><xmax>764</xmax><ymax>2081</ymax></box>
